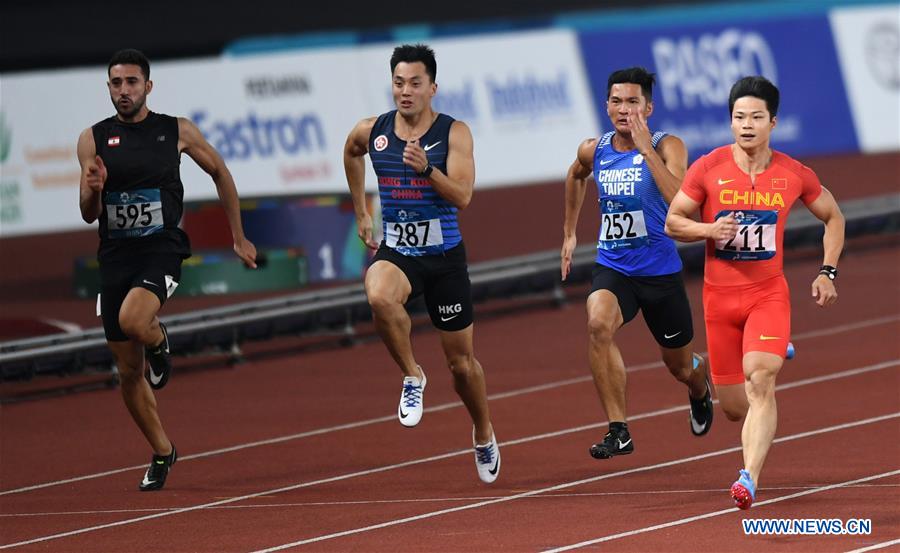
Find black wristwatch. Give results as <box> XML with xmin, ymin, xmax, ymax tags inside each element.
<box><xmin>419</xmin><ymin>163</ymin><xmax>434</xmax><ymax>178</ymax></box>
<box><xmin>818</xmin><ymin>265</ymin><xmax>838</xmax><ymax>280</ymax></box>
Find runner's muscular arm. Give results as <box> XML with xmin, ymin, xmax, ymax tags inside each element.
<box><xmin>343</xmin><ymin>117</ymin><xmax>378</xmax><ymax>249</ymax></box>
<box><xmin>77</xmin><ymin>128</ymin><xmax>105</xmax><ymax>223</ymax></box>
<box><xmin>561</xmin><ymin>138</ymin><xmax>595</xmax><ymax>280</ymax></box>
<box><xmin>665</xmin><ymin>190</ymin><xmax>738</xmax><ymax>242</ymax></box>
<box><xmin>405</xmin><ymin>120</ymin><xmax>475</xmax><ymax>209</ymax></box>
<box><xmin>649</xmin><ymin>135</ymin><xmax>688</xmax><ymax>204</ymax></box>
<box><xmin>178</xmin><ymin>117</ymin><xmax>257</xmax><ymax>268</ymax></box>
<box><xmin>806</xmin><ymin>186</ymin><xmax>844</xmax><ymax>306</ymax></box>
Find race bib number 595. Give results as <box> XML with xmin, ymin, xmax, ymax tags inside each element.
<box><xmin>105</xmin><ymin>189</ymin><xmax>164</xmax><ymax>239</ymax></box>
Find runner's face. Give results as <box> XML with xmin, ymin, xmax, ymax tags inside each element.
<box><xmin>108</xmin><ymin>64</ymin><xmax>151</xmax><ymax>119</ymax></box>
<box><xmin>392</xmin><ymin>62</ymin><xmax>436</xmax><ymax>117</ymax></box>
<box><xmin>607</xmin><ymin>83</ymin><xmax>651</xmax><ymax>134</ymax></box>
<box><xmin>731</xmin><ymin>96</ymin><xmax>776</xmax><ymax>150</ymax></box>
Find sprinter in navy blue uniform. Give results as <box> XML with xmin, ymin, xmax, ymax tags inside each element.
<box><xmin>344</xmin><ymin>44</ymin><xmax>499</xmax><ymax>483</ymax></box>
<box><xmin>77</xmin><ymin>49</ymin><xmax>257</xmax><ymax>491</ymax></box>
<box><xmin>560</xmin><ymin>67</ymin><xmax>713</xmax><ymax>459</ymax></box>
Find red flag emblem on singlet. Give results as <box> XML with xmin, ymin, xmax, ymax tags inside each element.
<box><xmin>108</xmin><ymin>136</ymin><xmax>121</xmax><ymax>147</ymax></box>
<box><xmin>771</xmin><ymin>178</ymin><xmax>787</xmax><ymax>190</ymax></box>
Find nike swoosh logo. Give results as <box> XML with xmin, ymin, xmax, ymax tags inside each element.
<box><xmin>664</xmin><ymin>331</ymin><xmax>682</xmax><ymax>339</ymax></box>
<box><xmin>618</xmin><ymin>438</ymin><xmax>632</xmax><ymax>449</ymax></box>
<box><xmin>691</xmin><ymin>416</ymin><xmax>707</xmax><ymax>435</ymax></box>
<box><xmin>440</xmin><ymin>315</ymin><xmax>459</xmax><ymax>322</ymax></box>
<box><xmin>488</xmin><ymin>454</ymin><xmax>500</xmax><ymax>476</ymax></box>
<box><xmin>599</xmin><ymin>159</ymin><xmax>614</xmax><ymax>166</ymax></box>
<box><xmin>423</xmin><ymin>141</ymin><xmax>442</xmax><ymax>151</ymax></box>
<box><xmin>143</xmin><ymin>280</ymin><xmax>158</xmax><ymax>287</ymax></box>
<box><xmin>141</xmin><ymin>472</ymin><xmax>153</xmax><ymax>486</ymax></box>
<box><xmin>149</xmin><ymin>368</ymin><xmax>164</xmax><ymax>386</ymax></box>
<box><xmin>399</xmin><ymin>408</ymin><xmax>410</xmax><ymax>419</ymax></box>
<box><xmin>759</xmin><ymin>335</ymin><xmax>781</xmax><ymax>341</ymax></box>
<box><xmin>718</xmin><ymin>178</ymin><xmax>735</xmax><ymax>185</ymax></box>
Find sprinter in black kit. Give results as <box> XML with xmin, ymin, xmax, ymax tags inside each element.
<box><xmin>77</xmin><ymin>49</ymin><xmax>257</xmax><ymax>491</ymax></box>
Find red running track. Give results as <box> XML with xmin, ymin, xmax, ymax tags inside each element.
<box><xmin>1</xmin><ymin>241</ymin><xmax>898</xmax><ymax>552</ymax></box>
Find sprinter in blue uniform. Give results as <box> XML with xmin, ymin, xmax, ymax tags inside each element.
<box><xmin>343</xmin><ymin>44</ymin><xmax>499</xmax><ymax>483</ymax></box>
<box><xmin>78</xmin><ymin>49</ymin><xmax>257</xmax><ymax>491</ymax></box>
<box><xmin>560</xmin><ymin>67</ymin><xmax>713</xmax><ymax>459</ymax></box>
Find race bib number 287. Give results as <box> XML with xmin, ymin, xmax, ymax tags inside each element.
<box><xmin>383</xmin><ymin>206</ymin><xmax>444</xmax><ymax>255</ymax></box>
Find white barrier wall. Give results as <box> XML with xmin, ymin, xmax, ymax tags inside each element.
<box><xmin>830</xmin><ymin>4</ymin><xmax>900</xmax><ymax>153</ymax></box>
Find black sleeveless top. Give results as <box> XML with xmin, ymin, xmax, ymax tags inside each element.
<box><xmin>92</xmin><ymin>112</ymin><xmax>190</xmax><ymax>261</ymax></box>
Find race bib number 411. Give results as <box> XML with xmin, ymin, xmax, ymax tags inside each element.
<box><xmin>714</xmin><ymin>209</ymin><xmax>777</xmax><ymax>261</ymax></box>
<box><xmin>383</xmin><ymin>206</ymin><xmax>444</xmax><ymax>255</ymax></box>
<box><xmin>105</xmin><ymin>189</ymin><xmax>164</xmax><ymax>239</ymax></box>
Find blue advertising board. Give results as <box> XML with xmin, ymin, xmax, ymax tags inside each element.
<box><xmin>577</xmin><ymin>15</ymin><xmax>858</xmax><ymax>159</ymax></box>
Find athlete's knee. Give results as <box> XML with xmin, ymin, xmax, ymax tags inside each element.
<box><xmin>116</xmin><ymin>361</ymin><xmax>144</xmax><ymax>386</ymax></box>
<box><xmin>118</xmin><ymin>312</ymin><xmax>150</xmax><ymax>342</ymax></box>
<box><xmin>587</xmin><ymin>314</ymin><xmax>616</xmax><ymax>344</ymax></box>
<box><xmin>446</xmin><ymin>352</ymin><xmax>476</xmax><ymax>379</ymax></box>
<box><xmin>366</xmin><ymin>287</ymin><xmax>402</xmax><ymax>314</ymax></box>
<box><xmin>744</xmin><ymin>374</ymin><xmax>777</xmax><ymax>407</ymax></box>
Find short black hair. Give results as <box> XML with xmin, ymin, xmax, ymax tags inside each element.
<box><xmin>108</xmin><ymin>49</ymin><xmax>150</xmax><ymax>80</ymax></box>
<box><xmin>729</xmin><ymin>76</ymin><xmax>779</xmax><ymax>118</ymax></box>
<box><xmin>390</xmin><ymin>44</ymin><xmax>437</xmax><ymax>83</ymax></box>
<box><xmin>607</xmin><ymin>67</ymin><xmax>655</xmax><ymax>101</ymax></box>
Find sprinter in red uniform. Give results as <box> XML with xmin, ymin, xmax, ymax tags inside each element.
<box><xmin>665</xmin><ymin>76</ymin><xmax>845</xmax><ymax>509</ymax></box>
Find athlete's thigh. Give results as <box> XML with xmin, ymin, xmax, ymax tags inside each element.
<box><xmin>703</xmin><ymin>285</ymin><xmax>745</xmax><ymax>386</ymax></box>
<box><xmin>639</xmin><ymin>273</ymin><xmax>694</xmax><ymax>349</ymax></box>
<box><xmin>119</xmin><ymin>287</ymin><xmax>162</xmax><ymax>329</ymax></box>
<box><xmin>438</xmin><ymin>323</ymin><xmax>475</xmax><ymax>362</ymax></box>
<box><xmin>365</xmin><ymin>245</ymin><xmax>420</xmax><ymax>303</ymax></box>
<box><xmin>589</xmin><ymin>264</ymin><xmax>637</xmax><ymax>325</ymax></box>
<box><xmin>100</xmin><ymin>258</ymin><xmax>136</xmax><ymax>342</ymax></box>
<box><xmin>743</xmin><ymin>276</ymin><xmax>791</xmax><ymax>359</ymax></box>
<box><xmin>423</xmin><ymin>246</ymin><xmax>473</xmax><ymax>332</ymax></box>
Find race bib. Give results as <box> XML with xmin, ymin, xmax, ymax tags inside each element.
<box><xmin>598</xmin><ymin>196</ymin><xmax>648</xmax><ymax>251</ymax></box>
<box><xmin>106</xmin><ymin>189</ymin><xmax>163</xmax><ymax>239</ymax></box>
<box><xmin>714</xmin><ymin>209</ymin><xmax>777</xmax><ymax>261</ymax></box>
<box><xmin>383</xmin><ymin>206</ymin><xmax>444</xmax><ymax>255</ymax></box>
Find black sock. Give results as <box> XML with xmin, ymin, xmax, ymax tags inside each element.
<box><xmin>609</xmin><ymin>421</ymin><xmax>628</xmax><ymax>435</ymax></box>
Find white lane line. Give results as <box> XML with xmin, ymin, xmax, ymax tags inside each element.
<box><xmin>3</xmin><ymin>313</ymin><xmax>896</xmax><ymax>497</ymax></box>
<box><xmin>544</xmin><ymin>469</ymin><xmax>900</xmax><ymax>552</ymax></box>
<box><xmin>0</xmin><ymin>360</ymin><xmax>896</xmax><ymax>549</ymax></box>
<box><xmin>846</xmin><ymin>538</ymin><xmax>900</xmax><ymax>553</ymax></box>
<box><xmin>247</xmin><ymin>414</ymin><xmax>900</xmax><ymax>552</ymax></box>
<box><xmin>6</xmin><ymin>483</ymin><xmax>898</xmax><ymax>519</ymax></box>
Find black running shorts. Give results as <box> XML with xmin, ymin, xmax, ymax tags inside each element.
<box><xmin>99</xmin><ymin>253</ymin><xmax>182</xmax><ymax>342</ymax></box>
<box><xmin>590</xmin><ymin>264</ymin><xmax>694</xmax><ymax>348</ymax></box>
<box><xmin>371</xmin><ymin>241</ymin><xmax>473</xmax><ymax>332</ymax></box>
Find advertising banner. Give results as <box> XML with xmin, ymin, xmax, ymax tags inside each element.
<box><xmin>358</xmin><ymin>30</ymin><xmax>600</xmax><ymax>189</ymax></box>
<box><xmin>577</xmin><ymin>15</ymin><xmax>859</xmax><ymax>160</ymax></box>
